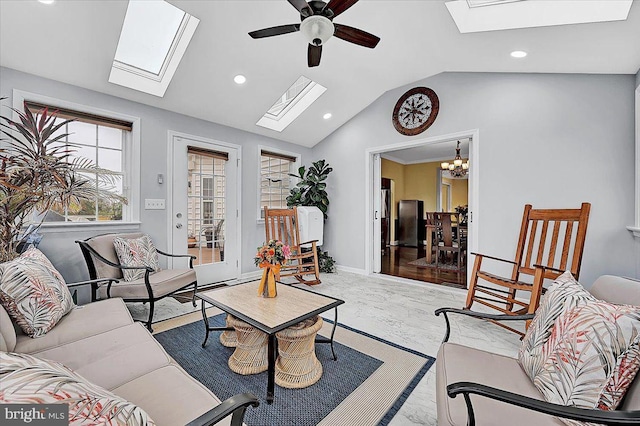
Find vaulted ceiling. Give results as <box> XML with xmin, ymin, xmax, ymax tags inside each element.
<box><xmin>1</xmin><ymin>0</ymin><xmax>639</xmax><ymax>148</ymax></box>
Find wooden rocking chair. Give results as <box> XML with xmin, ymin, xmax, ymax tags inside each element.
<box><xmin>465</xmin><ymin>202</ymin><xmax>591</xmax><ymax>335</ymax></box>
<box><xmin>264</xmin><ymin>206</ymin><xmax>321</xmax><ymax>285</ymax></box>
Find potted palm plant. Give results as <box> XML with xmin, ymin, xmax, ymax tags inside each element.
<box><xmin>0</xmin><ymin>99</ymin><xmax>126</xmax><ymax>262</ymax></box>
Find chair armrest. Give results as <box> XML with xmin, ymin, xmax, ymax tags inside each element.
<box><xmin>156</xmin><ymin>249</ymin><xmax>196</xmax><ymax>268</ymax></box>
<box><xmin>447</xmin><ymin>382</ymin><xmax>640</xmax><ymax>426</ymax></box>
<box><xmin>300</xmin><ymin>239</ymin><xmax>319</xmax><ymax>246</ymax></box>
<box><xmin>470</xmin><ymin>252</ymin><xmax>518</xmax><ymax>265</ymax></box>
<box><xmin>66</xmin><ymin>278</ymin><xmax>119</xmax><ymax>289</ymax></box>
<box><xmin>435</xmin><ymin>307</ymin><xmax>534</xmax><ymax>343</ymax></box>
<box><xmin>532</xmin><ymin>264</ymin><xmax>567</xmax><ymax>275</ymax></box>
<box><xmin>186</xmin><ymin>393</ymin><xmax>259</xmax><ymax>426</ymax></box>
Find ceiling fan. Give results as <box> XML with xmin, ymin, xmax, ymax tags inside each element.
<box><xmin>249</xmin><ymin>0</ymin><xmax>380</xmax><ymax>67</ymax></box>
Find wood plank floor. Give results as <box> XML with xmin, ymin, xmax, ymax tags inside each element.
<box><xmin>379</xmin><ymin>246</ymin><xmax>467</xmax><ymax>290</ymax></box>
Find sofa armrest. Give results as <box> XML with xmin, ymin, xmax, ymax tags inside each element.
<box><xmin>447</xmin><ymin>382</ymin><xmax>640</xmax><ymax>426</ymax></box>
<box><xmin>434</xmin><ymin>308</ymin><xmax>534</xmax><ymax>343</ymax></box>
<box><xmin>186</xmin><ymin>393</ymin><xmax>259</xmax><ymax>426</ymax></box>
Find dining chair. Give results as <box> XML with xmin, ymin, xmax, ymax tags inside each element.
<box><xmin>264</xmin><ymin>206</ymin><xmax>321</xmax><ymax>285</ymax></box>
<box><xmin>465</xmin><ymin>202</ymin><xmax>591</xmax><ymax>335</ymax></box>
<box><xmin>434</xmin><ymin>212</ymin><xmax>466</xmax><ymax>270</ymax></box>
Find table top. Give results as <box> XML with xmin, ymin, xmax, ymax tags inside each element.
<box><xmin>197</xmin><ymin>281</ymin><xmax>344</xmax><ymax>334</ymax></box>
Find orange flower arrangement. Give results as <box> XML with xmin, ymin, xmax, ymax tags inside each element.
<box><xmin>254</xmin><ymin>240</ymin><xmax>290</xmax><ymax>298</ymax></box>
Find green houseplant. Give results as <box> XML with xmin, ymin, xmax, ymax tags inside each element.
<box><xmin>0</xmin><ymin>100</ymin><xmax>125</xmax><ymax>262</ymax></box>
<box><xmin>286</xmin><ymin>159</ymin><xmax>336</xmax><ymax>273</ymax></box>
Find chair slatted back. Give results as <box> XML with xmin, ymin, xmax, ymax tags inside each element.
<box><xmin>264</xmin><ymin>207</ymin><xmax>301</xmax><ymax>252</ymax></box>
<box><xmin>511</xmin><ymin>203</ymin><xmax>591</xmax><ymax>282</ymax></box>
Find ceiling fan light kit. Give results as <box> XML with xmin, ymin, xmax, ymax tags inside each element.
<box><xmin>300</xmin><ymin>15</ymin><xmax>335</xmax><ymax>46</ymax></box>
<box><xmin>248</xmin><ymin>0</ymin><xmax>380</xmax><ymax>67</ymax></box>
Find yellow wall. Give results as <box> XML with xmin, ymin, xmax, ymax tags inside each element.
<box><xmin>381</xmin><ymin>158</ymin><xmax>468</xmax><ymax>242</ymax></box>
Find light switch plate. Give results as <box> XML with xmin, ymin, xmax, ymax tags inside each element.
<box><xmin>145</xmin><ymin>199</ymin><xmax>165</xmax><ymax>210</ymax></box>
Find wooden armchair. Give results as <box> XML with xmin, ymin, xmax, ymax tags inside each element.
<box><xmin>465</xmin><ymin>203</ymin><xmax>590</xmax><ymax>335</ymax></box>
<box><xmin>264</xmin><ymin>206</ymin><xmax>321</xmax><ymax>285</ymax></box>
<box><xmin>76</xmin><ymin>232</ymin><xmax>198</xmax><ymax>331</ymax></box>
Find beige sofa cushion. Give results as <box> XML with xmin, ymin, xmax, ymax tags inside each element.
<box><xmin>0</xmin><ymin>303</ymin><xmax>16</xmax><ymax>352</ymax></box>
<box><xmin>436</xmin><ymin>342</ymin><xmax>564</xmax><ymax>426</ymax></box>
<box><xmin>590</xmin><ymin>275</ymin><xmax>640</xmax><ymax>306</ymax></box>
<box><xmin>15</xmin><ymin>298</ymin><xmax>133</xmax><ymax>354</ymax></box>
<box><xmin>113</xmin><ymin>364</ymin><xmax>230</xmax><ymax>426</ymax></box>
<box><xmin>33</xmin><ymin>323</ymin><xmax>171</xmax><ymax>391</ymax></box>
<box><xmin>98</xmin><ymin>269</ymin><xmax>196</xmax><ymax>300</ymax></box>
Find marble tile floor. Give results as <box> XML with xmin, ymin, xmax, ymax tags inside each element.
<box><xmin>303</xmin><ymin>270</ymin><xmax>524</xmax><ymax>426</ymax></box>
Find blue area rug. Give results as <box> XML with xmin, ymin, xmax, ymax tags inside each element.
<box><xmin>155</xmin><ymin>314</ymin><xmax>433</xmax><ymax>426</ymax></box>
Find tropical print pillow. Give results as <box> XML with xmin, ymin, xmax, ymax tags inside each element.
<box><xmin>0</xmin><ymin>248</ymin><xmax>75</xmax><ymax>337</ymax></box>
<box><xmin>113</xmin><ymin>235</ymin><xmax>161</xmax><ymax>282</ymax></box>
<box><xmin>533</xmin><ymin>301</ymin><xmax>640</xmax><ymax>426</ymax></box>
<box><xmin>518</xmin><ymin>272</ymin><xmax>595</xmax><ymax>381</ymax></box>
<box><xmin>0</xmin><ymin>351</ymin><xmax>155</xmax><ymax>425</ymax></box>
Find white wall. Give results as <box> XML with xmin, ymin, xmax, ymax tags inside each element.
<box><xmin>312</xmin><ymin>72</ymin><xmax>638</xmax><ymax>286</ymax></box>
<box><xmin>0</xmin><ymin>67</ymin><xmax>312</xmax><ymax>282</ymax></box>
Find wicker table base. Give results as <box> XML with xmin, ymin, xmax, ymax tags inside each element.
<box><xmin>227</xmin><ymin>315</ymin><xmax>268</xmax><ymax>375</ymax></box>
<box><xmin>219</xmin><ymin>314</ymin><xmax>238</xmax><ymax>348</ymax></box>
<box><xmin>275</xmin><ymin>315</ymin><xmax>323</xmax><ymax>388</ymax></box>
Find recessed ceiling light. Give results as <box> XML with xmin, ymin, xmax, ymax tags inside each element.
<box><xmin>510</xmin><ymin>50</ymin><xmax>527</xmax><ymax>58</ymax></box>
<box><xmin>323</xmin><ymin>113</ymin><xmax>332</xmax><ymax>120</ymax></box>
<box><xmin>39</xmin><ymin>0</ymin><xmax>55</xmax><ymax>4</ymax></box>
<box><xmin>234</xmin><ymin>75</ymin><xmax>247</xmax><ymax>85</ymax></box>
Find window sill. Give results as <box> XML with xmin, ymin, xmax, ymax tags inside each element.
<box><xmin>627</xmin><ymin>226</ymin><xmax>640</xmax><ymax>239</ymax></box>
<box><xmin>256</xmin><ymin>219</ymin><xmax>265</xmax><ymax>225</ymax></box>
<box><xmin>38</xmin><ymin>221</ymin><xmax>142</xmax><ymax>234</ymax></box>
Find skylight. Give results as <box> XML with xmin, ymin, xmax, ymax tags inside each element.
<box><xmin>446</xmin><ymin>0</ymin><xmax>633</xmax><ymax>33</ymax></box>
<box><xmin>108</xmin><ymin>0</ymin><xmax>199</xmax><ymax>97</ymax></box>
<box><xmin>256</xmin><ymin>76</ymin><xmax>327</xmax><ymax>132</ymax></box>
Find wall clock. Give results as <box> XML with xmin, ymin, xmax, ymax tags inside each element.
<box><xmin>392</xmin><ymin>87</ymin><xmax>439</xmax><ymax>136</ymax></box>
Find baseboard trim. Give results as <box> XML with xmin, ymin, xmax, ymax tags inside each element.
<box><xmin>335</xmin><ymin>265</ymin><xmax>367</xmax><ymax>276</ymax></box>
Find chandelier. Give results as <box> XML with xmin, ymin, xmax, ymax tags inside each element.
<box><xmin>440</xmin><ymin>141</ymin><xmax>469</xmax><ymax>177</ymax></box>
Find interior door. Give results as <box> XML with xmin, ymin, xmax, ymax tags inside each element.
<box><xmin>170</xmin><ymin>134</ymin><xmax>239</xmax><ymax>284</ymax></box>
<box><xmin>372</xmin><ymin>153</ymin><xmax>382</xmax><ymax>273</ymax></box>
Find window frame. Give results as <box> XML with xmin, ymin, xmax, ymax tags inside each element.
<box><xmin>257</xmin><ymin>146</ymin><xmax>300</xmax><ymax>223</ymax></box>
<box><xmin>12</xmin><ymin>89</ymin><xmax>141</xmax><ymax>231</ymax></box>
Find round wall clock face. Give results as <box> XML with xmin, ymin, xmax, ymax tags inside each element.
<box><xmin>392</xmin><ymin>87</ymin><xmax>439</xmax><ymax>136</ymax></box>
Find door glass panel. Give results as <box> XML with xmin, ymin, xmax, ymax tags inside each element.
<box><xmin>187</xmin><ymin>151</ymin><xmax>226</xmax><ymax>266</ymax></box>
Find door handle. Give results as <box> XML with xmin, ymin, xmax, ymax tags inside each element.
<box><xmin>176</xmin><ymin>223</ymin><xmax>183</xmax><ymax>229</ymax></box>
<box><xmin>374</xmin><ymin>211</ymin><xmax>378</xmax><ymax>220</ymax></box>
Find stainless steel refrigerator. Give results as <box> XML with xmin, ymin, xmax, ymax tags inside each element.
<box><xmin>398</xmin><ymin>200</ymin><xmax>424</xmax><ymax>247</ymax></box>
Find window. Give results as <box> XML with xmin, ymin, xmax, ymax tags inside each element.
<box><xmin>21</xmin><ymin>97</ymin><xmax>138</xmax><ymax>224</ymax></box>
<box><xmin>259</xmin><ymin>149</ymin><xmax>299</xmax><ymax>219</ymax></box>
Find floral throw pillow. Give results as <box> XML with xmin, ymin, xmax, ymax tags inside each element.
<box><xmin>113</xmin><ymin>235</ymin><xmax>161</xmax><ymax>282</ymax></box>
<box><xmin>0</xmin><ymin>351</ymin><xmax>155</xmax><ymax>425</ymax></box>
<box><xmin>0</xmin><ymin>248</ymin><xmax>75</xmax><ymax>337</ymax></box>
<box><xmin>518</xmin><ymin>272</ymin><xmax>596</xmax><ymax>381</ymax></box>
<box><xmin>534</xmin><ymin>300</ymin><xmax>640</xmax><ymax>426</ymax></box>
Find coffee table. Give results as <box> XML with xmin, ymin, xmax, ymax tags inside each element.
<box><xmin>197</xmin><ymin>282</ymin><xmax>344</xmax><ymax>404</ymax></box>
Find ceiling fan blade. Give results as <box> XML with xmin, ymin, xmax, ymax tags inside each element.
<box><xmin>325</xmin><ymin>0</ymin><xmax>359</xmax><ymax>17</ymax></box>
<box><xmin>287</xmin><ymin>0</ymin><xmax>312</xmax><ymax>17</ymax></box>
<box><xmin>308</xmin><ymin>44</ymin><xmax>322</xmax><ymax>67</ymax></box>
<box><xmin>334</xmin><ymin>24</ymin><xmax>380</xmax><ymax>48</ymax></box>
<box><xmin>249</xmin><ymin>24</ymin><xmax>300</xmax><ymax>39</ymax></box>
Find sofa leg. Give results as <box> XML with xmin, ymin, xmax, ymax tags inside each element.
<box><xmin>146</xmin><ymin>300</ymin><xmax>155</xmax><ymax>332</ymax></box>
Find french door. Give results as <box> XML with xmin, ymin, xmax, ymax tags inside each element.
<box><xmin>169</xmin><ymin>133</ymin><xmax>239</xmax><ymax>284</ymax></box>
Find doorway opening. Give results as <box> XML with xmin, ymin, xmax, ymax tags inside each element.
<box><xmin>365</xmin><ymin>130</ymin><xmax>479</xmax><ymax>289</ymax></box>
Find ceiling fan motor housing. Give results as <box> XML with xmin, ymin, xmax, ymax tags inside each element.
<box><xmin>300</xmin><ymin>15</ymin><xmax>335</xmax><ymax>46</ymax></box>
